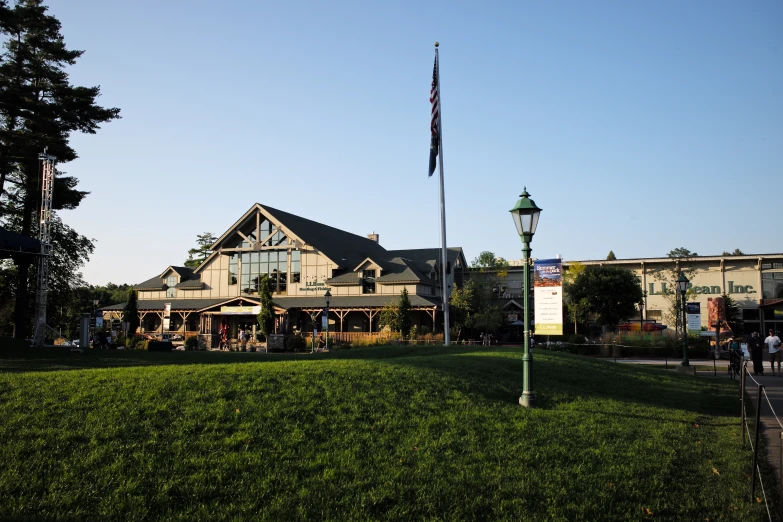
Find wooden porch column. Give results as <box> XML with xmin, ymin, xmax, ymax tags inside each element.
<box><xmin>335</xmin><ymin>310</ymin><xmax>349</xmax><ymax>333</ymax></box>
<box><xmin>139</xmin><ymin>311</ymin><xmax>149</xmax><ymax>333</ymax></box>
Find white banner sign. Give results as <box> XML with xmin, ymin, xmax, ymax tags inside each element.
<box><xmin>533</xmin><ymin>259</ymin><xmax>563</xmax><ymax>336</ymax></box>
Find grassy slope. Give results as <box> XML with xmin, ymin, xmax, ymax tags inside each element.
<box><xmin>0</xmin><ymin>346</ymin><xmax>771</xmax><ymax>521</ymax></box>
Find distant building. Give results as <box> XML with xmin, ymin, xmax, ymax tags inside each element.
<box><xmin>102</xmin><ymin>204</ymin><xmax>465</xmax><ymax>345</ymax></box>
<box><xmin>474</xmin><ymin>254</ymin><xmax>783</xmax><ymax>336</ymax></box>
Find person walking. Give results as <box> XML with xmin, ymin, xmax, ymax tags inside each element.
<box><xmin>749</xmin><ymin>332</ymin><xmax>764</xmax><ymax>375</ymax></box>
<box><xmin>765</xmin><ymin>329</ymin><xmax>782</xmax><ymax>376</ymax></box>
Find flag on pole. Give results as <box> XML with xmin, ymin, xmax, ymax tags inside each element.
<box><xmin>428</xmin><ymin>55</ymin><xmax>440</xmax><ymax>177</ymax></box>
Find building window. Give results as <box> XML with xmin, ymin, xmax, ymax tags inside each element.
<box><xmin>228</xmin><ymin>254</ymin><xmax>238</xmax><ymax>285</ymax></box>
<box><xmin>743</xmin><ymin>309</ymin><xmax>760</xmax><ymax>321</ymax></box>
<box><xmin>238</xmin><ymin>249</ymin><xmax>294</xmax><ymax>294</ymax></box>
<box><xmin>166</xmin><ymin>275</ymin><xmax>177</xmax><ymax>298</ymax></box>
<box><xmin>363</xmin><ymin>270</ymin><xmax>376</xmax><ymax>294</ymax></box>
<box><xmin>291</xmin><ymin>250</ymin><xmax>301</xmax><ymax>284</ymax></box>
<box><xmin>762</xmin><ymin>272</ymin><xmax>783</xmax><ymax>299</ymax></box>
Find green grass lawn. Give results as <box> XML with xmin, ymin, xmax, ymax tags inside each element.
<box><xmin>0</xmin><ymin>345</ymin><xmax>773</xmax><ymax>521</ymax></box>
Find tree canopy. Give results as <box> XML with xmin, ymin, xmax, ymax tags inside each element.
<box><xmin>0</xmin><ymin>0</ymin><xmax>120</xmax><ymax>338</ymax></box>
<box><xmin>667</xmin><ymin>248</ymin><xmax>698</xmax><ymax>258</ymax></box>
<box><xmin>184</xmin><ymin>232</ymin><xmax>217</xmax><ymax>268</ymax></box>
<box><xmin>565</xmin><ymin>265</ymin><xmax>643</xmax><ymax>327</ymax></box>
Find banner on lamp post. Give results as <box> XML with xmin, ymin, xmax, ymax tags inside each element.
<box><xmin>533</xmin><ymin>259</ymin><xmax>563</xmax><ymax>336</ymax></box>
<box><xmin>686</xmin><ymin>302</ymin><xmax>701</xmax><ymax>333</ymax></box>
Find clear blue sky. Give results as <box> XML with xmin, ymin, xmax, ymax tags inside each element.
<box><xmin>45</xmin><ymin>0</ymin><xmax>782</xmax><ymax>285</ymax></box>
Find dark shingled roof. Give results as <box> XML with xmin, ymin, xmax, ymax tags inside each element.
<box><xmin>102</xmin><ymin>295</ymin><xmax>440</xmax><ymax>312</ymax></box>
<box><xmin>261</xmin><ymin>204</ymin><xmax>389</xmax><ymax>269</ymax></box>
<box><xmin>326</xmin><ymin>272</ymin><xmax>362</xmax><ymax>285</ymax></box>
<box><xmin>100</xmin><ymin>298</ymin><xmax>229</xmax><ymax>311</ymax></box>
<box><xmin>135</xmin><ymin>266</ymin><xmax>202</xmax><ymax>290</ymax></box>
<box><xmin>386</xmin><ymin>247</ymin><xmax>463</xmax><ymax>266</ymax></box>
<box><xmin>272</xmin><ymin>295</ymin><xmax>440</xmax><ymax>310</ymax></box>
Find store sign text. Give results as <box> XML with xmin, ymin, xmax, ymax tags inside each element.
<box><xmin>648</xmin><ymin>281</ymin><xmax>755</xmax><ymax>296</ymax></box>
<box><xmin>298</xmin><ymin>281</ymin><xmax>331</xmax><ymax>293</ymax></box>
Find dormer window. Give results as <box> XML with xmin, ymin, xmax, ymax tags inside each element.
<box><xmin>363</xmin><ymin>270</ymin><xmax>376</xmax><ymax>294</ymax></box>
<box><xmin>166</xmin><ymin>275</ymin><xmax>178</xmax><ymax>298</ymax></box>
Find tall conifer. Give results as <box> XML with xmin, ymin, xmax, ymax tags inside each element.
<box><xmin>0</xmin><ymin>0</ymin><xmax>120</xmax><ymax>338</ymax></box>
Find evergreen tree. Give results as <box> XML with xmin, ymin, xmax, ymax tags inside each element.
<box><xmin>256</xmin><ymin>274</ymin><xmax>274</xmax><ymax>338</ymax></box>
<box><xmin>378</xmin><ymin>303</ymin><xmax>399</xmax><ymax>333</ymax></box>
<box><xmin>721</xmin><ymin>293</ymin><xmax>744</xmax><ymax>337</ymax></box>
<box><xmin>398</xmin><ymin>288</ymin><xmax>412</xmax><ymax>339</ymax></box>
<box><xmin>606</xmin><ymin>250</ymin><xmax>617</xmax><ymax>261</ymax></box>
<box><xmin>184</xmin><ymin>232</ymin><xmax>217</xmax><ymax>268</ymax></box>
<box><xmin>122</xmin><ymin>288</ymin><xmax>139</xmax><ymax>337</ymax></box>
<box><xmin>0</xmin><ymin>0</ymin><xmax>120</xmax><ymax>338</ymax></box>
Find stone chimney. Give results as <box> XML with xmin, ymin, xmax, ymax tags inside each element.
<box><xmin>367</xmin><ymin>232</ymin><xmax>379</xmax><ymax>243</ymax></box>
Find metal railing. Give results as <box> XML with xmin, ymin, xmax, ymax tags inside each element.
<box><xmin>741</xmin><ymin>364</ymin><xmax>778</xmax><ymax>521</ymax></box>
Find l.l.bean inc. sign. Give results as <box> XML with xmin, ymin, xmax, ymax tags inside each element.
<box><xmin>648</xmin><ymin>281</ymin><xmax>755</xmax><ymax>296</ymax></box>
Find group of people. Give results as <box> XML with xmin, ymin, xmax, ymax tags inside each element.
<box><xmin>217</xmin><ymin>321</ymin><xmax>252</xmax><ymax>351</ymax></box>
<box><xmin>748</xmin><ymin>329</ymin><xmax>782</xmax><ymax>376</ymax></box>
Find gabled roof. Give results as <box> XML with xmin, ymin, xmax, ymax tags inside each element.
<box><xmin>261</xmin><ymin>204</ymin><xmax>388</xmax><ymax>269</ymax></box>
<box><xmin>136</xmin><ymin>266</ymin><xmax>202</xmax><ymax>290</ymax></box>
<box><xmin>375</xmin><ymin>257</ymin><xmax>436</xmax><ymax>285</ymax></box>
<box><xmin>205</xmin><ymin>203</ymin><xmax>389</xmax><ymax>270</ymax></box>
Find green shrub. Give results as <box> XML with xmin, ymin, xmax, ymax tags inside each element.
<box><xmin>0</xmin><ymin>337</ymin><xmax>30</xmax><ymax>350</ymax></box>
<box><xmin>286</xmin><ymin>335</ymin><xmax>307</xmax><ymax>352</ymax></box>
<box><xmin>146</xmin><ymin>340</ymin><xmax>172</xmax><ymax>352</ymax></box>
<box><xmin>184</xmin><ymin>336</ymin><xmax>199</xmax><ymax>351</ymax></box>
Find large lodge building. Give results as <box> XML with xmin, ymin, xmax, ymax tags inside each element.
<box><xmin>102</xmin><ymin>203</ymin><xmax>783</xmax><ymax>343</ymax></box>
<box><xmin>102</xmin><ymin>204</ymin><xmax>466</xmax><ymax>347</ymax></box>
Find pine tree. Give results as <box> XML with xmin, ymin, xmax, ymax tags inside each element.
<box><xmin>256</xmin><ymin>274</ymin><xmax>274</xmax><ymax>338</ymax></box>
<box><xmin>123</xmin><ymin>288</ymin><xmax>140</xmax><ymax>337</ymax></box>
<box><xmin>0</xmin><ymin>0</ymin><xmax>120</xmax><ymax>338</ymax></box>
<box><xmin>184</xmin><ymin>232</ymin><xmax>217</xmax><ymax>268</ymax></box>
<box><xmin>606</xmin><ymin>250</ymin><xmax>617</xmax><ymax>261</ymax></box>
<box><xmin>398</xmin><ymin>288</ymin><xmax>412</xmax><ymax>339</ymax></box>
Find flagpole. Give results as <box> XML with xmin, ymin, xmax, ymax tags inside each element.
<box><xmin>435</xmin><ymin>43</ymin><xmax>450</xmax><ymax>346</ymax></box>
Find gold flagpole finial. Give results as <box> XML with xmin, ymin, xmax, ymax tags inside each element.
<box><xmin>434</xmin><ymin>42</ymin><xmax>439</xmax><ymax>47</ymax></box>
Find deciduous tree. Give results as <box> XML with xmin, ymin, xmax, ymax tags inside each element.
<box><xmin>565</xmin><ymin>265</ymin><xmax>643</xmax><ymax>328</ymax></box>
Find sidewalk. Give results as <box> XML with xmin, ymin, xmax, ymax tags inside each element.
<box><xmin>743</xmin><ymin>370</ymin><xmax>783</xmax><ymax>477</ymax></box>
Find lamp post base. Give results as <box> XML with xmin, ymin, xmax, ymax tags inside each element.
<box><xmin>519</xmin><ymin>392</ymin><xmax>535</xmax><ymax>408</ymax></box>
<box><xmin>676</xmin><ymin>365</ymin><xmax>695</xmax><ymax>375</ymax></box>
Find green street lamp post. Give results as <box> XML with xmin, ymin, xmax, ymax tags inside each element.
<box><xmin>676</xmin><ymin>272</ymin><xmax>689</xmax><ymax>367</ymax></box>
<box><xmin>324</xmin><ymin>289</ymin><xmax>331</xmax><ymax>351</ymax></box>
<box><xmin>637</xmin><ymin>295</ymin><xmax>645</xmax><ymax>335</ymax></box>
<box><xmin>510</xmin><ymin>188</ymin><xmax>542</xmax><ymax>408</ymax></box>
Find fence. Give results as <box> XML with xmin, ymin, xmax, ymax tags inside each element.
<box><xmin>740</xmin><ymin>363</ymin><xmax>781</xmax><ymax>521</ymax></box>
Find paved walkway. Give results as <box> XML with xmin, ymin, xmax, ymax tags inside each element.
<box><xmin>742</xmin><ymin>370</ymin><xmax>783</xmax><ymax>478</ymax></box>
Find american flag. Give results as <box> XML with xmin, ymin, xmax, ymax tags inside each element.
<box><xmin>429</xmin><ymin>55</ymin><xmax>439</xmax><ymax>177</ymax></box>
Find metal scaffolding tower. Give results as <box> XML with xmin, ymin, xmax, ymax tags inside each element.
<box><xmin>32</xmin><ymin>149</ymin><xmax>56</xmax><ymax>347</ymax></box>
